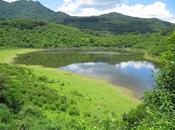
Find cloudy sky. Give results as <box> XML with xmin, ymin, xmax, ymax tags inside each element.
<box><xmin>4</xmin><ymin>0</ymin><xmax>175</xmax><ymax>23</ymax></box>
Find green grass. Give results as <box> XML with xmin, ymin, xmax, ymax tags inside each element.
<box><xmin>0</xmin><ymin>48</ymin><xmax>139</xmax><ymax>119</ymax></box>
<box><xmin>0</xmin><ymin>48</ymin><xmax>39</xmax><ymax>63</ymax></box>
<box><xmin>30</xmin><ymin>66</ymin><xmax>139</xmax><ymax>118</ymax></box>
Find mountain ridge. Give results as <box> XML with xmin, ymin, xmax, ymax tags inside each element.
<box><xmin>0</xmin><ymin>0</ymin><xmax>174</xmax><ymax>34</ymax></box>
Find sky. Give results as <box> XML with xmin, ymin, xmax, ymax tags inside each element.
<box><xmin>4</xmin><ymin>0</ymin><xmax>175</xmax><ymax>23</ymax></box>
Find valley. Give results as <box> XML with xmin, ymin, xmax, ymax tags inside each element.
<box><xmin>0</xmin><ymin>0</ymin><xmax>174</xmax><ymax>130</ymax></box>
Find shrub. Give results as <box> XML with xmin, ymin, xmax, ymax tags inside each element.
<box><xmin>38</xmin><ymin>76</ymin><xmax>48</xmax><ymax>82</ymax></box>
<box><xmin>20</xmin><ymin>105</ymin><xmax>42</xmax><ymax>118</ymax></box>
<box><xmin>0</xmin><ymin>104</ymin><xmax>12</xmax><ymax>123</ymax></box>
<box><xmin>68</xmin><ymin>106</ymin><xmax>80</xmax><ymax>116</ymax></box>
<box><xmin>59</xmin><ymin>103</ymin><xmax>69</xmax><ymax>112</ymax></box>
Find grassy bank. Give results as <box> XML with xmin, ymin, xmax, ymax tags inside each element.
<box><xmin>0</xmin><ymin>48</ymin><xmax>39</xmax><ymax>63</ymax></box>
<box><xmin>0</xmin><ymin>63</ymin><xmax>139</xmax><ymax>129</ymax></box>
<box><xmin>0</xmin><ymin>49</ymin><xmax>139</xmax><ymax>122</ymax></box>
<box><xmin>144</xmin><ymin>51</ymin><xmax>164</xmax><ymax>65</ymax></box>
<box><xmin>31</xmin><ymin>65</ymin><xmax>139</xmax><ymax>117</ymax></box>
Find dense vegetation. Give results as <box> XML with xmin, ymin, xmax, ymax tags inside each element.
<box><xmin>0</xmin><ymin>63</ymin><xmax>139</xmax><ymax>130</ymax></box>
<box><xmin>0</xmin><ymin>0</ymin><xmax>174</xmax><ymax>34</ymax></box>
<box><xmin>64</xmin><ymin>13</ymin><xmax>174</xmax><ymax>34</ymax></box>
<box><xmin>0</xmin><ymin>64</ymin><xmax>102</xmax><ymax>129</ymax></box>
<box><xmin>0</xmin><ymin>1</ymin><xmax>175</xmax><ymax>129</ymax></box>
<box><xmin>0</xmin><ymin>33</ymin><xmax>174</xmax><ymax>129</ymax></box>
<box><xmin>118</xmin><ymin>33</ymin><xmax>175</xmax><ymax>129</ymax></box>
<box><xmin>0</xmin><ymin>19</ymin><xmax>169</xmax><ymax>55</ymax></box>
<box><xmin>0</xmin><ymin>0</ymin><xmax>69</xmax><ymax>23</ymax></box>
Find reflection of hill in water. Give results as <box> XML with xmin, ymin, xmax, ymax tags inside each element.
<box><xmin>14</xmin><ymin>50</ymin><xmax>144</xmax><ymax>68</ymax></box>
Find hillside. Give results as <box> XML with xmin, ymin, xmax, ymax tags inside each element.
<box><xmin>0</xmin><ymin>0</ymin><xmax>69</xmax><ymax>22</ymax></box>
<box><xmin>64</xmin><ymin>13</ymin><xmax>173</xmax><ymax>34</ymax></box>
<box><xmin>0</xmin><ymin>35</ymin><xmax>174</xmax><ymax>129</ymax></box>
<box><xmin>0</xmin><ymin>0</ymin><xmax>175</xmax><ymax>128</ymax></box>
<box><xmin>0</xmin><ymin>0</ymin><xmax>174</xmax><ymax>34</ymax></box>
<box><xmin>0</xmin><ymin>19</ymin><xmax>168</xmax><ymax>55</ymax></box>
<box><xmin>0</xmin><ymin>49</ymin><xmax>139</xmax><ymax>130</ymax></box>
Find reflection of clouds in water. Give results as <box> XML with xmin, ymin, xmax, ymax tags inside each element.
<box><xmin>115</xmin><ymin>61</ymin><xmax>155</xmax><ymax>89</ymax></box>
<box><xmin>84</xmin><ymin>62</ymin><xmax>96</xmax><ymax>66</ymax></box>
<box><xmin>65</xmin><ymin>63</ymin><xmax>84</xmax><ymax>73</ymax></box>
<box><xmin>116</xmin><ymin>61</ymin><xmax>155</xmax><ymax>70</ymax></box>
<box><xmin>60</xmin><ymin>61</ymin><xmax>156</xmax><ymax>78</ymax></box>
<box><xmin>59</xmin><ymin>61</ymin><xmax>156</xmax><ymax>97</ymax></box>
<box><xmin>61</xmin><ymin>62</ymin><xmax>96</xmax><ymax>74</ymax></box>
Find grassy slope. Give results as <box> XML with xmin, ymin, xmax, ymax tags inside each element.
<box><xmin>0</xmin><ymin>19</ymin><xmax>168</xmax><ymax>55</ymax></box>
<box><xmin>31</xmin><ymin>66</ymin><xmax>139</xmax><ymax>118</ymax></box>
<box><xmin>0</xmin><ymin>48</ymin><xmax>38</xmax><ymax>63</ymax></box>
<box><xmin>0</xmin><ymin>48</ymin><xmax>139</xmax><ymax>118</ymax></box>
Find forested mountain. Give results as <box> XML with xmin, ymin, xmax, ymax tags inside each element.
<box><xmin>64</xmin><ymin>13</ymin><xmax>173</xmax><ymax>34</ymax></box>
<box><xmin>0</xmin><ymin>0</ymin><xmax>70</xmax><ymax>22</ymax></box>
<box><xmin>0</xmin><ymin>0</ymin><xmax>174</xmax><ymax>34</ymax></box>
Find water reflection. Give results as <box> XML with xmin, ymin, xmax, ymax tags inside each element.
<box><xmin>60</xmin><ymin>61</ymin><xmax>157</xmax><ymax>97</ymax></box>
<box><xmin>14</xmin><ymin>50</ymin><xmax>159</xmax><ymax>97</ymax></box>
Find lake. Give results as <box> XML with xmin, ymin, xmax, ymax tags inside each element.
<box><xmin>14</xmin><ymin>49</ymin><xmax>159</xmax><ymax>97</ymax></box>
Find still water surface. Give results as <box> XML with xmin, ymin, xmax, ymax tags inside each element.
<box><xmin>14</xmin><ymin>50</ymin><xmax>158</xmax><ymax>97</ymax></box>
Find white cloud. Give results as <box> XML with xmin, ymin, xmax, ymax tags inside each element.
<box><xmin>57</xmin><ymin>1</ymin><xmax>175</xmax><ymax>23</ymax></box>
<box><xmin>116</xmin><ymin>61</ymin><xmax>155</xmax><ymax>70</ymax></box>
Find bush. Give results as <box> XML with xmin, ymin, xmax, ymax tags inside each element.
<box><xmin>0</xmin><ymin>104</ymin><xmax>12</xmax><ymax>123</ymax></box>
<box><xmin>20</xmin><ymin>105</ymin><xmax>42</xmax><ymax>118</ymax></box>
<box><xmin>59</xmin><ymin>103</ymin><xmax>69</xmax><ymax>112</ymax></box>
<box><xmin>68</xmin><ymin>106</ymin><xmax>80</xmax><ymax>116</ymax></box>
<box><xmin>38</xmin><ymin>76</ymin><xmax>48</xmax><ymax>82</ymax></box>
<box><xmin>119</xmin><ymin>32</ymin><xmax>175</xmax><ymax>129</ymax></box>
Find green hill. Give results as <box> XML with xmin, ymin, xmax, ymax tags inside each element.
<box><xmin>0</xmin><ymin>0</ymin><xmax>175</xmax><ymax>128</ymax></box>
<box><xmin>0</xmin><ymin>19</ymin><xmax>168</xmax><ymax>55</ymax></box>
<box><xmin>0</xmin><ymin>0</ymin><xmax>69</xmax><ymax>22</ymax></box>
<box><xmin>0</xmin><ymin>36</ymin><xmax>174</xmax><ymax>129</ymax></box>
<box><xmin>0</xmin><ymin>0</ymin><xmax>174</xmax><ymax>34</ymax></box>
<box><xmin>64</xmin><ymin>12</ymin><xmax>173</xmax><ymax>34</ymax></box>
<box><xmin>0</xmin><ymin>49</ymin><xmax>139</xmax><ymax>130</ymax></box>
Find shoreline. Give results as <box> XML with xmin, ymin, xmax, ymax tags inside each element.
<box><xmin>0</xmin><ymin>47</ymin><xmax>161</xmax><ymax>100</ymax></box>
<box><xmin>0</xmin><ymin>48</ymin><xmax>159</xmax><ymax>100</ymax></box>
<box><xmin>0</xmin><ymin>48</ymin><xmax>140</xmax><ymax>101</ymax></box>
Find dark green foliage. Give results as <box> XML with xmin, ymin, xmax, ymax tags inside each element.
<box><xmin>68</xmin><ymin>106</ymin><xmax>80</xmax><ymax>116</ymax></box>
<box><xmin>0</xmin><ymin>1</ymin><xmax>174</xmax><ymax>127</ymax></box>
<box><xmin>0</xmin><ymin>0</ymin><xmax>174</xmax><ymax>34</ymax></box>
<box><xmin>121</xmin><ymin>105</ymin><xmax>146</xmax><ymax>129</ymax></box>
<box><xmin>72</xmin><ymin>90</ymin><xmax>83</xmax><ymax>97</ymax></box>
<box><xmin>0</xmin><ymin>75</ymin><xmax>22</xmax><ymax>114</ymax></box>
<box><xmin>0</xmin><ymin>19</ymin><xmax>169</xmax><ymax>55</ymax></box>
<box><xmin>0</xmin><ymin>64</ymin><xmax>120</xmax><ymax>129</ymax></box>
<box><xmin>64</xmin><ymin>13</ymin><xmax>173</xmax><ymax>34</ymax></box>
<box><xmin>0</xmin><ymin>0</ymin><xmax>69</xmax><ymax>23</ymax></box>
<box><xmin>0</xmin><ymin>104</ymin><xmax>16</xmax><ymax>130</ymax></box>
<box><xmin>0</xmin><ymin>19</ymin><xmax>46</xmax><ymax>29</ymax></box>
<box><xmin>98</xmin><ymin>113</ymin><xmax>119</xmax><ymax>130</ymax></box>
<box><xmin>119</xmin><ymin>32</ymin><xmax>175</xmax><ymax>130</ymax></box>
<box><xmin>0</xmin><ymin>104</ymin><xmax>12</xmax><ymax>124</ymax></box>
<box><xmin>38</xmin><ymin>76</ymin><xmax>48</xmax><ymax>82</ymax></box>
<box><xmin>0</xmin><ymin>64</ymin><xmax>70</xmax><ymax>129</ymax></box>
